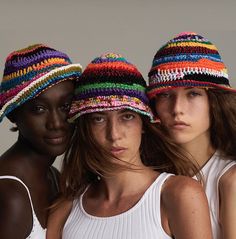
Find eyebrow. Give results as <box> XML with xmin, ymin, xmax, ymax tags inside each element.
<box><xmin>92</xmin><ymin>109</ymin><xmax>132</xmax><ymax>115</ymax></box>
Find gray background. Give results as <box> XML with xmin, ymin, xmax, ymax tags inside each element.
<box><xmin>1</xmin><ymin>0</ymin><xmax>236</xmax><ymax>169</ymax></box>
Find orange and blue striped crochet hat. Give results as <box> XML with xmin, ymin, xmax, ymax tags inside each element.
<box><xmin>0</xmin><ymin>44</ymin><xmax>82</xmax><ymax>122</ymax></box>
<box><xmin>68</xmin><ymin>53</ymin><xmax>154</xmax><ymax>122</ymax></box>
<box><xmin>147</xmin><ymin>32</ymin><xmax>236</xmax><ymax>100</ymax></box>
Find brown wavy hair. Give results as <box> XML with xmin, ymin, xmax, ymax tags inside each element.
<box><xmin>60</xmin><ymin>114</ymin><xmax>199</xmax><ymax>200</ymax></box>
<box><xmin>207</xmin><ymin>89</ymin><xmax>236</xmax><ymax>159</ymax></box>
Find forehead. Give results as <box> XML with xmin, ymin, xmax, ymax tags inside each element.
<box><xmin>35</xmin><ymin>80</ymin><xmax>74</xmax><ymax>100</ymax></box>
<box><xmin>91</xmin><ymin>109</ymin><xmax>137</xmax><ymax>115</ymax></box>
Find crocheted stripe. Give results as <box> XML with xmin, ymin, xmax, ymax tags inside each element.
<box><xmin>75</xmin><ymin>83</ymin><xmax>145</xmax><ymax>94</ymax></box>
<box><xmin>2</xmin><ymin>62</ymin><xmax>69</xmax><ymax>93</ymax></box>
<box><xmin>78</xmin><ymin>74</ymin><xmax>145</xmax><ymax>87</ymax></box>
<box><xmin>149</xmin><ymin>59</ymin><xmax>227</xmax><ymax>75</ymax></box>
<box><xmin>165</xmin><ymin>41</ymin><xmax>218</xmax><ymax>50</ymax></box>
<box><xmin>155</xmin><ymin>47</ymin><xmax>219</xmax><ymax>59</ymax></box>
<box><xmin>84</xmin><ymin>62</ymin><xmax>139</xmax><ymax>72</ymax></box>
<box><xmin>92</xmin><ymin>57</ymin><xmax>131</xmax><ymax>64</ymax></box>
<box><xmin>152</xmin><ymin>54</ymin><xmax>222</xmax><ymax>67</ymax></box>
<box><xmin>4</xmin><ymin>48</ymin><xmax>71</xmax><ymax>75</ymax></box>
<box><xmin>74</xmin><ymin>89</ymin><xmax>149</xmax><ymax>105</ymax></box>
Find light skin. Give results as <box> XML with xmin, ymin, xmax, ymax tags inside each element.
<box><xmin>155</xmin><ymin>87</ymin><xmax>236</xmax><ymax>239</ymax></box>
<box><xmin>47</xmin><ymin>109</ymin><xmax>212</xmax><ymax>239</ymax></box>
<box><xmin>155</xmin><ymin>87</ymin><xmax>214</xmax><ymax>166</ymax></box>
<box><xmin>0</xmin><ymin>81</ymin><xmax>74</xmax><ymax>239</ymax></box>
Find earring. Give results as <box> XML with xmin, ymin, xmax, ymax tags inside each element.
<box><xmin>10</xmin><ymin>123</ymin><xmax>18</xmax><ymax>132</ymax></box>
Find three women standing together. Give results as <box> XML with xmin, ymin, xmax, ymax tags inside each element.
<box><xmin>1</xmin><ymin>31</ymin><xmax>235</xmax><ymax>239</ymax></box>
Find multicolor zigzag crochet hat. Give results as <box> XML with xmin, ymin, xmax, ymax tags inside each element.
<box><xmin>147</xmin><ymin>32</ymin><xmax>236</xmax><ymax>99</ymax></box>
<box><xmin>0</xmin><ymin>44</ymin><xmax>82</xmax><ymax>122</ymax></box>
<box><xmin>68</xmin><ymin>52</ymin><xmax>154</xmax><ymax>122</ymax></box>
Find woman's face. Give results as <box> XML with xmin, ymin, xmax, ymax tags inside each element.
<box><xmin>89</xmin><ymin>109</ymin><xmax>143</xmax><ymax>165</ymax></box>
<box><xmin>155</xmin><ymin>87</ymin><xmax>211</xmax><ymax>148</ymax></box>
<box><xmin>13</xmin><ymin>80</ymin><xmax>75</xmax><ymax>157</ymax></box>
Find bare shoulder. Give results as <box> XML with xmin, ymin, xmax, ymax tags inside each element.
<box><xmin>47</xmin><ymin>199</ymin><xmax>73</xmax><ymax>239</ymax></box>
<box><xmin>0</xmin><ymin>179</ymin><xmax>32</xmax><ymax>239</ymax></box>
<box><xmin>161</xmin><ymin>175</ymin><xmax>212</xmax><ymax>239</ymax></box>
<box><xmin>162</xmin><ymin>175</ymin><xmax>205</xmax><ymax>203</ymax></box>
<box><xmin>219</xmin><ymin>164</ymin><xmax>236</xmax><ymax>192</ymax></box>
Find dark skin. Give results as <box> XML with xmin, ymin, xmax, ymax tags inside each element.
<box><xmin>0</xmin><ymin>80</ymin><xmax>75</xmax><ymax>239</ymax></box>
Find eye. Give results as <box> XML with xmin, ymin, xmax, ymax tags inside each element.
<box><xmin>188</xmin><ymin>90</ymin><xmax>202</xmax><ymax>97</ymax></box>
<box><xmin>90</xmin><ymin>115</ymin><xmax>105</xmax><ymax>124</ymax></box>
<box><xmin>60</xmin><ymin>102</ymin><xmax>71</xmax><ymax>112</ymax></box>
<box><xmin>122</xmin><ymin>113</ymin><xmax>135</xmax><ymax>121</ymax></box>
<box><xmin>32</xmin><ymin>105</ymin><xmax>45</xmax><ymax>113</ymax></box>
<box><xmin>156</xmin><ymin>91</ymin><xmax>171</xmax><ymax>99</ymax></box>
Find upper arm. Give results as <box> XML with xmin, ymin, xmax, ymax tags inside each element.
<box><xmin>219</xmin><ymin>165</ymin><xmax>236</xmax><ymax>239</ymax></box>
<box><xmin>0</xmin><ymin>180</ymin><xmax>32</xmax><ymax>239</ymax></box>
<box><xmin>46</xmin><ymin>199</ymin><xmax>73</xmax><ymax>239</ymax></box>
<box><xmin>162</xmin><ymin>176</ymin><xmax>212</xmax><ymax>239</ymax></box>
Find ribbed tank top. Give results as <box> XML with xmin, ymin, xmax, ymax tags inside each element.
<box><xmin>0</xmin><ymin>176</ymin><xmax>46</xmax><ymax>239</ymax></box>
<box><xmin>63</xmin><ymin>172</ymin><xmax>173</xmax><ymax>239</ymax></box>
<box><xmin>193</xmin><ymin>151</ymin><xmax>236</xmax><ymax>239</ymax></box>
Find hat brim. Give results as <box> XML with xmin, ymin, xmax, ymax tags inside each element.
<box><xmin>68</xmin><ymin>95</ymin><xmax>155</xmax><ymax>123</ymax></box>
<box><xmin>0</xmin><ymin>64</ymin><xmax>82</xmax><ymax>122</ymax></box>
<box><xmin>147</xmin><ymin>79</ymin><xmax>236</xmax><ymax>99</ymax></box>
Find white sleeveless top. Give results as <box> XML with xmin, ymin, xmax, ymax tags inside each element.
<box><xmin>63</xmin><ymin>172</ymin><xmax>173</xmax><ymax>239</ymax></box>
<box><xmin>194</xmin><ymin>151</ymin><xmax>236</xmax><ymax>239</ymax></box>
<box><xmin>0</xmin><ymin>176</ymin><xmax>46</xmax><ymax>239</ymax></box>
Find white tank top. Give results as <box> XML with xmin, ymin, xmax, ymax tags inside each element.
<box><xmin>193</xmin><ymin>151</ymin><xmax>236</xmax><ymax>239</ymax></box>
<box><xmin>0</xmin><ymin>176</ymin><xmax>46</xmax><ymax>239</ymax></box>
<box><xmin>63</xmin><ymin>172</ymin><xmax>173</xmax><ymax>239</ymax></box>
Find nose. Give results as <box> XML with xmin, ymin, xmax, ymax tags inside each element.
<box><xmin>172</xmin><ymin>95</ymin><xmax>185</xmax><ymax>116</ymax></box>
<box><xmin>46</xmin><ymin>110</ymin><xmax>66</xmax><ymax>130</ymax></box>
<box><xmin>107</xmin><ymin>118</ymin><xmax>121</xmax><ymax>142</ymax></box>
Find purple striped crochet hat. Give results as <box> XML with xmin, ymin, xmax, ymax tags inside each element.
<box><xmin>68</xmin><ymin>53</ymin><xmax>154</xmax><ymax>122</ymax></box>
<box><xmin>0</xmin><ymin>44</ymin><xmax>82</xmax><ymax>122</ymax></box>
<box><xmin>147</xmin><ymin>32</ymin><xmax>236</xmax><ymax>100</ymax></box>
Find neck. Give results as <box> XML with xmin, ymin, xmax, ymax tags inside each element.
<box><xmin>14</xmin><ymin>139</ymin><xmax>55</xmax><ymax>176</ymax></box>
<box><xmin>180</xmin><ymin>133</ymin><xmax>215</xmax><ymax>168</ymax></box>
<box><xmin>97</xmin><ymin>167</ymin><xmax>158</xmax><ymax>202</ymax></box>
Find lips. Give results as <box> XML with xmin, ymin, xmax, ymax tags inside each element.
<box><xmin>110</xmin><ymin>146</ymin><xmax>127</xmax><ymax>155</ymax></box>
<box><xmin>171</xmin><ymin>121</ymin><xmax>190</xmax><ymax>130</ymax></box>
<box><xmin>44</xmin><ymin>135</ymin><xmax>67</xmax><ymax>145</ymax></box>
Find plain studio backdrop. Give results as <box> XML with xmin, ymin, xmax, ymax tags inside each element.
<box><xmin>1</xmin><ymin>0</ymin><xmax>236</xmax><ymax>169</ymax></box>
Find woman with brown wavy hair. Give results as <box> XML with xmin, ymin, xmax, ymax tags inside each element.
<box><xmin>47</xmin><ymin>53</ymin><xmax>212</xmax><ymax>239</ymax></box>
<box><xmin>147</xmin><ymin>32</ymin><xmax>236</xmax><ymax>239</ymax></box>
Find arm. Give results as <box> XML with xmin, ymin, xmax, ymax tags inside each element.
<box><xmin>46</xmin><ymin>199</ymin><xmax>73</xmax><ymax>239</ymax></box>
<box><xmin>0</xmin><ymin>180</ymin><xmax>32</xmax><ymax>239</ymax></box>
<box><xmin>219</xmin><ymin>165</ymin><xmax>236</xmax><ymax>239</ymax></box>
<box><xmin>161</xmin><ymin>176</ymin><xmax>213</xmax><ymax>239</ymax></box>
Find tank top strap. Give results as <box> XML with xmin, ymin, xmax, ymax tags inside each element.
<box><xmin>219</xmin><ymin>160</ymin><xmax>236</xmax><ymax>179</ymax></box>
<box><xmin>0</xmin><ymin>175</ymin><xmax>35</xmax><ymax>214</ymax></box>
<box><xmin>153</xmin><ymin>172</ymin><xmax>174</xmax><ymax>231</ymax></box>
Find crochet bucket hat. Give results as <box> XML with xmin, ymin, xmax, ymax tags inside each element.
<box><xmin>0</xmin><ymin>44</ymin><xmax>82</xmax><ymax>122</ymax></box>
<box><xmin>147</xmin><ymin>32</ymin><xmax>236</xmax><ymax>100</ymax></box>
<box><xmin>68</xmin><ymin>52</ymin><xmax>154</xmax><ymax>122</ymax></box>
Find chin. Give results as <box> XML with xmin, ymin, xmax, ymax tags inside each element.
<box><xmin>40</xmin><ymin>145</ymin><xmax>68</xmax><ymax>157</ymax></box>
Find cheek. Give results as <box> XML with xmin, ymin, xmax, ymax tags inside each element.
<box><xmin>155</xmin><ymin>106</ymin><xmax>170</xmax><ymax>124</ymax></box>
<box><xmin>91</xmin><ymin>127</ymin><xmax>106</xmax><ymax>145</ymax></box>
